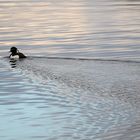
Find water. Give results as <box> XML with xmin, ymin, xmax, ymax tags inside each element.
<box><xmin>1</xmin><ymin>0</ymin><xmax>140</xmax><ymax>139</ymax></box>
<box><xmin>0</xmin><ymin>0</ymin><xmax>140</xmax><ymax>60</ymax></box>
<box><xmin>1</xmin><ymin>58</ymin><xmax>140</xmax><ymax>140</ymax></box>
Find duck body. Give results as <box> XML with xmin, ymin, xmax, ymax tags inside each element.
<box><xmin>10</xmin><ymin>53</ymin><xmax>26</xmax><ymax>59</ymax></box>
<box><xmin>10</xmin><ymin>54</ymin><xmax>19</xmax><ymax>59</ymax></box>
<box><xmin>9</xmin><ymin>47</ymin><xmax>26</xmax><ymax>59</ymax></box>
<box><xmin>10</xmin><ymin>53</ymin><xmax>26</xmax><ymax>58</ymax></box>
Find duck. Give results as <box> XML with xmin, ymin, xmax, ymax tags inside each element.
<box><xmin>9</xmin><ymin>47</ymin><xmax>26</xmax><ymax>59</ymax></box>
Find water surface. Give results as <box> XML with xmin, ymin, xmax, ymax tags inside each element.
<box><xmin>0</xmin><ymin>0</ymin><xmax>140</xmax><ymax>60</ymax></box>
<box><xmin>0</xmin><ymin>0</ymin><xmax>140</xmax><ymax>139</ymax></box>
<box><xmin>1</xmin><ymin>58</ymin><xmax>140</xmax><ymax>140</ymax></box>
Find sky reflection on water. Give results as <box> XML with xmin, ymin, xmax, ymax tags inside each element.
<box><xmin>0</xmin><ymin>0</ymin><xmax>140</xmax><ymax>60</ymax></box>
<box><xmin>0</xmin><ymin>1</ymin><xmax>140</xmax><ymax>139</ymax></box>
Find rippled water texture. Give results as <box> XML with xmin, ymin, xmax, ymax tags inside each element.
<box><xmin>0</xmin><ymin>0</ymin><xmax>140</xmax><ymax>139</ymax></box>
<box><xmin>1</xmin><ymin>58</ymin><xmax>140</xmax><ymax>140</ymax></box>
<box><xmin>0</xmin><ymin>0</ymin><xmax>140</xmax><ymax>59</ymax></box>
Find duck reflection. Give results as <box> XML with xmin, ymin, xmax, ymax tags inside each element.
<box><xmin>9</xmin><ymin>58</ymin><xmax>18</xmax><ymax>68</ymax></box>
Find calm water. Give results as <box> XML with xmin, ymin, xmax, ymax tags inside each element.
<box><xmin>0</xmin><ymin>0</ymin><xmax>140</xmax><ymax>60</ymax></box>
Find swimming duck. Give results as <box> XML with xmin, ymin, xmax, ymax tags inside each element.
<box><xmin>9</xmin><ymin>47</ymin><xmax>26</xmax><ymax>59</ymax></box>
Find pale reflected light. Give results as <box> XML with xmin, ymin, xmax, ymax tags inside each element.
<box><xmin>0</xmin><ymin>0</ymin><xmax>140</xmax><ymax>58</ymax></box>
<box><xmin>0</xmin><ymin>1</ymin><xmax>89</xmax><ymax>49</ymax></box>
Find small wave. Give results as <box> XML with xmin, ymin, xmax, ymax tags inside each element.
<box><xmin>15</xmin><ymin>57</ymin><xmax>140</xmax><ymax>105</ymax></box>
<box><xmin>27</xmin><ymin>56</ymin><xmax>140</xmax><ymax>64</ymax></box>
<box><xmin>2</xmin><ymin>55</ymin><xmax>140</xmax><ymax>64</ymax></box>
<box><xmin>1</xmin><ymin>57</ymin><xmax>140</xmax><ymax>139</ymax></box>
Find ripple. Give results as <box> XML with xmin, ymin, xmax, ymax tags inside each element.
<box><xmin>0</xmin><ymin>54</ymin><xmax>140</xmax><ymax>140</ymax></box>
<box><xmin>0</xmin><ymin>0</ymin><xmax>140</xmax><ymax>59</ymax></box>
<box><xmin>0</xmin><ymin>58</ymin><xmax>138</xmax><ymax>139</ymax></box>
